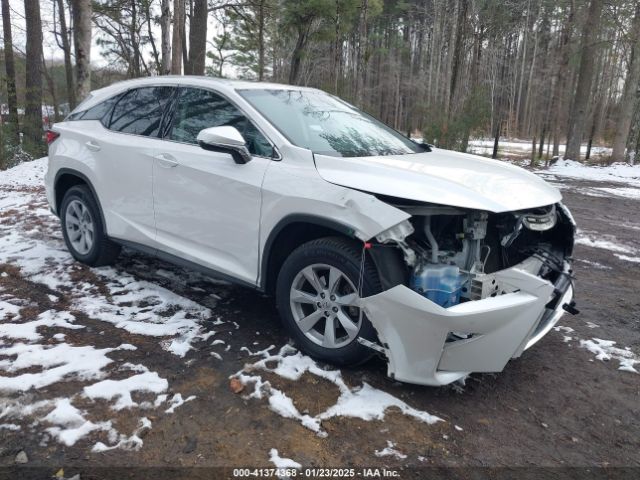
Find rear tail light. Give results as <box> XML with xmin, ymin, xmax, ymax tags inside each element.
<box><xmin>46</xmin><ymin>130</ymin><xmax>60</xmax><ymax>145</ymax></box>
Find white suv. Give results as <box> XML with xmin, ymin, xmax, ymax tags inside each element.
<box><xmin>45</xmin><ymin>76</ymin><xmax>576</xmax><ymax>386</ymax></box>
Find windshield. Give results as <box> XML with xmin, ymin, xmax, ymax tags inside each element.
<box><xmin>237</xmin><ymin>89</ymin><xmax>427</xmax><ymax>158</ymax></box>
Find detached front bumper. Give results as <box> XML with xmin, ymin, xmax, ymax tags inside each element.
<box><xmin>360</xmin><ymin>264</ymin><xmax>573</xmax><ymax>386</ymax></box>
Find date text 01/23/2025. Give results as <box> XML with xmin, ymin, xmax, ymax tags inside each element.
<box><xmin>232</xmin><ymin>467</ymin><xmax>401</xmax><ymax>478</ymax></box>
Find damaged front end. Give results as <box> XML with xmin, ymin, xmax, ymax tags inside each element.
<box><xmin>360</xmin><ymin>200</ymin><xmax>577</xmax><ymax>386</ymax></box>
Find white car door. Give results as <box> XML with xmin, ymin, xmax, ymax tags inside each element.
<box><xmin>152</xmin><ymin>86</ymin><xmax>274</xmax><ymax>285</ymax></box>
<box><xmin>81</xmin><ymin>86</ymin><xmax>175</xmax><ymax>246</ymax></box>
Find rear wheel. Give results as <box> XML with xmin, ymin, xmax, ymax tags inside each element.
<box><xmin>60</xmin><ymin>185</ymin><xmax>121</xmax><ymax>266</ymax></box>
<box><xmin>276</xmin><ymin>237</ymin><xmax>381</xmax><ymax>365</ymax></box>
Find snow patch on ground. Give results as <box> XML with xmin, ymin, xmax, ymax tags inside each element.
<box><xmin>269</xmin><ymin>448</ymin><xmax>302</xmax><ymax>479</ymax></box>
<box><xmin>92</xmin><ymin>417</ymin><xmax>152</xmax><ymax>452</ymax></box>
<box><xmin>576</xmin><ymin>258</ymin><xmax>611</xmax><ymax>270</ymax></box>
<box><xmin>0</xmin><ymin>342</ymin><xmax>135</xmax><ymax>391</ymax></box>
<box><xmin>374</xmin><ymin>441</ymin><xmax>408</xmax><ymax>460</ymax></box>
<box><xmin>555</xmin><ymin>328</ymin><xmax>638</xmax><ymax>374</ymax></box>
<box><xmin>0</xmin><ymin>310</ymin><xmax>81</xmax><ymax>341</ymax></box>
<box><xmin>0</xmin><ymin>296</ymin><xmax>23</xmax><ymax>320</ymax></box>
<box><xmin>575</xmin><ymin>231</ymin><xmax>640</xmax><ymax>264</ymax></box>
<box><xmin>0</xmin><ymin>229</ymin><xmax>74</xmax><ymax>291</ymax></box>
<box><xmin>43</xmin><ymin>398</ymin><xmax>113</xmax><ymax>447</ymax></box>
<box><xmin>579</xmin><ymin>338</ymin><xmax>639</xmax><ymax>373</ymax></box>
<box><xmin>233</xmin><ymin>345</ymin><xmax>442</xmax><ymax>436</ymax></box>
<box><xmin>0</xmin><ymin>158</ymin><xmax>210</xmax><ymax>450</ymax></box>
<box><xmin>269</xmin><ymin>448</ymin><xmax>302</xmax><ymax>469</ymax></box>
<box><xmin>590</xmin><ymin>187</ymin><xmax>640</xmax><ymax>199</ymax></box>
<box><xmin>542</xmin><ymin>160</ymin><xmax>640</xmax><ymax>186</ymax></box>
<box><xmin>0</xmin><ymin>157</ymin><xmax>48</xmax><ymax>188</ymax></box>
<box><xmin>575</xmin><ymin>232</ymin><xmax>636</xmax><ymax>255</ymax></box>
<box><xmin>75</xmin><ymin>267</ymin><xmax>214</xmax><ymax>357</ymax></box>
<box><xmin>83</xmin><ymin>371</ymin><xmax>169</xmax><ymax>410</ymax></box>
<box><xmin>467</xmin><ymin>140</ymin><xmax>611</xmax><ymax>160</ymax></box>
<box><xmin>164</xmin><ymin>393</ymin><xmax>196</xmax><ymax>413</ymax></box>
<box><xmin>614</xmin><ymin>254</ymin><xmax>640</xmax><ymax>263</ymax></box>
<box><xmin>0</xmin><ymin>423</ymin><xmax>20</xmax><ymax>430</ymax></box>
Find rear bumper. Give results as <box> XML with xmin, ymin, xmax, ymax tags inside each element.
<box><xmin>360</xmin><ymin>264</ymin><xmax>572</xmax><ymax>386</ymax></box>
<box><xmin>44</xmin><ymin>159</ymin><xmax>56</xmax><ymax>214</ymax></box>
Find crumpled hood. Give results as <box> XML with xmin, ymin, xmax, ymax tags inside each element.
<box><xmin>314</xmin><ymin>148</ymin><xmax>562</xmax><ymax>212</ymax></box>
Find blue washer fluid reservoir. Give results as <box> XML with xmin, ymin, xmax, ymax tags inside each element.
<box><xmin>410</xmin><ymin>264</ymin><xmax>462</xmax><ymax>308</ymax></box>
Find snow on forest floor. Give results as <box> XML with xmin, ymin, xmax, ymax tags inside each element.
<box><xmin>1</xmin><ymin>156</ymin><xmax>639</xmax><ymax>465</ymax></box>
<box><xmin>0</xmin><ymin>160</ymin><xmax>223</xmax><ymax>450</ymax></box>
<box><xmin>0</xmin><ymin>158</ymin><xmax>445</xmax><ymax>455</ymax></box>
<box><xmin>467</xmin><ymin>139</ymin><xmax>640</xmax><ymax>200</ymax></box>
<box><xmin>467</xmin><ymin>138</ymin><xmax>612</xmax><ymax>160</ymax></box>
<box><xmin>554</xmin><ymin>325</ymin><xmax>639</xmax><ymax>374</ymax></box>
<box><xmin>574</xmin><ymin>229</ymin><xmax>640</xmax><ymax>263</ymax></box>
<box><xmin>232</xmin><ymin>344</ymin><xmax>442</xmax><ymax>437</ymax></box>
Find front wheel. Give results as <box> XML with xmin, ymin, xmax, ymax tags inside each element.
<box><xmin>275</xmin><ymin>237</ymin><xmax>381</xmax><ymax>366</ymax></box>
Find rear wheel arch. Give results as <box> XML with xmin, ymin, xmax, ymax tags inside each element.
<box><xmin>261</xmin><ymin>215</ymin><xmax>359</xmax><ymax>295</ymax></box>
<box><xmin>54</xmin><ymin>169</ymin><xmax>106</xmax><ymax>228</ymax></box>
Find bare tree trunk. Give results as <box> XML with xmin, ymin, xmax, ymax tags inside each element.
<box><xmin>552</xmin><ymin>1</ymin><xmax>575</xmax><ymax>158</ymax></box>
<box><xmin>1</xmin><ymin>0</ymin><xmax>19</xmax><ymax>144</ymax></box>
<box><xmin>161</xmin><ymin>0</ymin><xmax>172</xmax><ymax>74</ymax></box>
<box><xmin>585</xmin><ymin>123</ymin><xmax>594</xmax><ymax>160</ymax></box>
<box><xmin>611</xmin><ymin>3</ymin><xmax>640</xmax><ymax>163</ymax></box>
<box><xmin>71</xmin><ymin>0</ymin><xmax>92</xmax><ymax>103</ymax></box>
<box><xmin>565</xmin><ymin>0</ymin><xmax>604</xmax><ymax>161</ymax></box>
<box><xmin>627</xmin><ymin>88</ymin><xmax>640</xmax><ymax>164</ymax></box>
<box><xmin>530</xmin><ymin>135</ymin><xmax>537</xmax><ymax>166</ymax></box>
<box><xmin>54</xmin><ymin>0</ymin><xmax>76</xmax><ymax>109</ymax></box>
<box><xmin>515</xmin><ymin>0</ymin><xmax>531</xmax><ymax>132</ymax></box>
<box><xmin>145</xmin><ymin>0</ymin><xmax>161</xmax><ymax>73</ymax></box>
<box><xmin>23</xmin><ymin>0</ymin><xmax>44</xmax><ymax>156</ymax></box>
<box><xmin>182</xmin><ymin>0</ymin><xmax>190</xmax><ymax>74</ymax></box>
<box><xmin>187</xmin><ymin>0</ymin><xmax>207</xmax><ymax>75</ymax></box>
<box><xmin>42</xmin><ymin>55</ymin><xmax>61</xmax><ymax>122</ymax></box>
<box><xmin>492</xmin><ymin>121</ymin><xmax>500</xmax><ymax>159</ymax></box>
<box><xmin>355</xmin><ymin>0</ymin><xmax>369</xmax><ymax>105</ymax></box>
<box><xmin>257</xmin><ymin>0</ymin><xmax>266</xmax><ymax>81</ymax></box>
<box><xmin>171</xmin><ymin>0</ymin><xmax>184</xmax><ymax>74</ymax></box>
<box><xmin>289</xmin><ymin>23</ymin><xmax>311</xmax><ymax>85</ymax></box>
<box><xmin>449</xmin><ymin>0</ymin><xmax>468</xmax><ymax>116</ymax></box>
<box><xmin>130</xmin><ymin>0</ymin><xmax>141</xmax><ymax>77</ymax></box>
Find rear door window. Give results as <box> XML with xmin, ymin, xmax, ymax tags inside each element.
<box><xmin>108</xmin><ymin>86</ymin><xmax>175</xmax><ymax>137</ymax></box>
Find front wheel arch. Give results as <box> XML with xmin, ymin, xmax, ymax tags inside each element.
<box><xmin>260</xmin><ymin>215</ymin><xmax>357</xmax><ymax>295</ymax></box>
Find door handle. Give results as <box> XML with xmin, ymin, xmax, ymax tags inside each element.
<box><xmin>155</xmin><ymin>153</ymin><xmax>179</xmax><ymax>168</ymax></box>
<box><xmin>85</xmin><ymin>140</ymin><xmax>101</xmax><ymax>152</ymax></box>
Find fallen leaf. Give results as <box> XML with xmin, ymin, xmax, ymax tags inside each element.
<box><xmin>229</xmin><ymin>377</ymin><xmax>244</xmax><ymax>394</ymax></box>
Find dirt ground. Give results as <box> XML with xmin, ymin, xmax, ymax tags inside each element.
<box><xmin>0</xmin><ymin>167</ymin><xmax>638</xmax><ymax>479</ymax></box>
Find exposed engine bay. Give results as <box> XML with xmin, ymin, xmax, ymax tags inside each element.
<box><xmin>357</xmin><ymin>198</ymin><xmax>577</xmax><ymax>386</ymax></box>
<box><xmin>372</xmin><ymin>198</ymin><xmax>575</xmax><ymax>308</ymax></box>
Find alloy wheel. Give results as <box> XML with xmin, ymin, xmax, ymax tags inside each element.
<box><xmin>65</xmin><ymin>199</ymin><xmax>95</xmax><ymax>255</ymax></box>
<box><xmin>289</xmin><ymin>263</ymin><xmax>362</xmax><ymax>349</ymax></box>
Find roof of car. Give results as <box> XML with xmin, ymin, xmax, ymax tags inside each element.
<box><xmin>107</xmin><ymin>75</ymin><xmax>315</xmax><ymax>89</ymax></box>
<box><xmin>77</xmin><ymin>75</ymin><xmax>318</xmax><ymax>112</ymax></box>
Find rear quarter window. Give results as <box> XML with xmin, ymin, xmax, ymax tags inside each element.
<box><xmin>108</xmin><ymin>86</ymin><xmax>175</xmax><ymax>137</ymax></box>
<box><xmin>65</xmin><ymin>94</ymin><xmax>122</xmax><ymax>124</ymax></box>
<box><xmin>79</xmin><ymin>95</ymin><xmax>123</xmax><ymax>124</ymax></box>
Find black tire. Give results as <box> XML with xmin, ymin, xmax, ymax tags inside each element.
<box><xmin>60</xmin><ymin>185</ymin><xmax>121</xmax><ymax>266</ymax></box>
<box><xmin>275</xmin><ymin>236</ymin><xmax>381</xmax><ymax>366</ymax></box>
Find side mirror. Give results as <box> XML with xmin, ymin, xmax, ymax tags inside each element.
<box><xmin>196</xmin><ymin>126</ymin><xmax>252</xmax><ymax>164</ymax></box>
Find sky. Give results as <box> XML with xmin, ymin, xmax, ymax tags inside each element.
<box><xmin>4</xmin><ymin>1</ymin><xmax>229</xmax><ymax>73</ymax></box>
